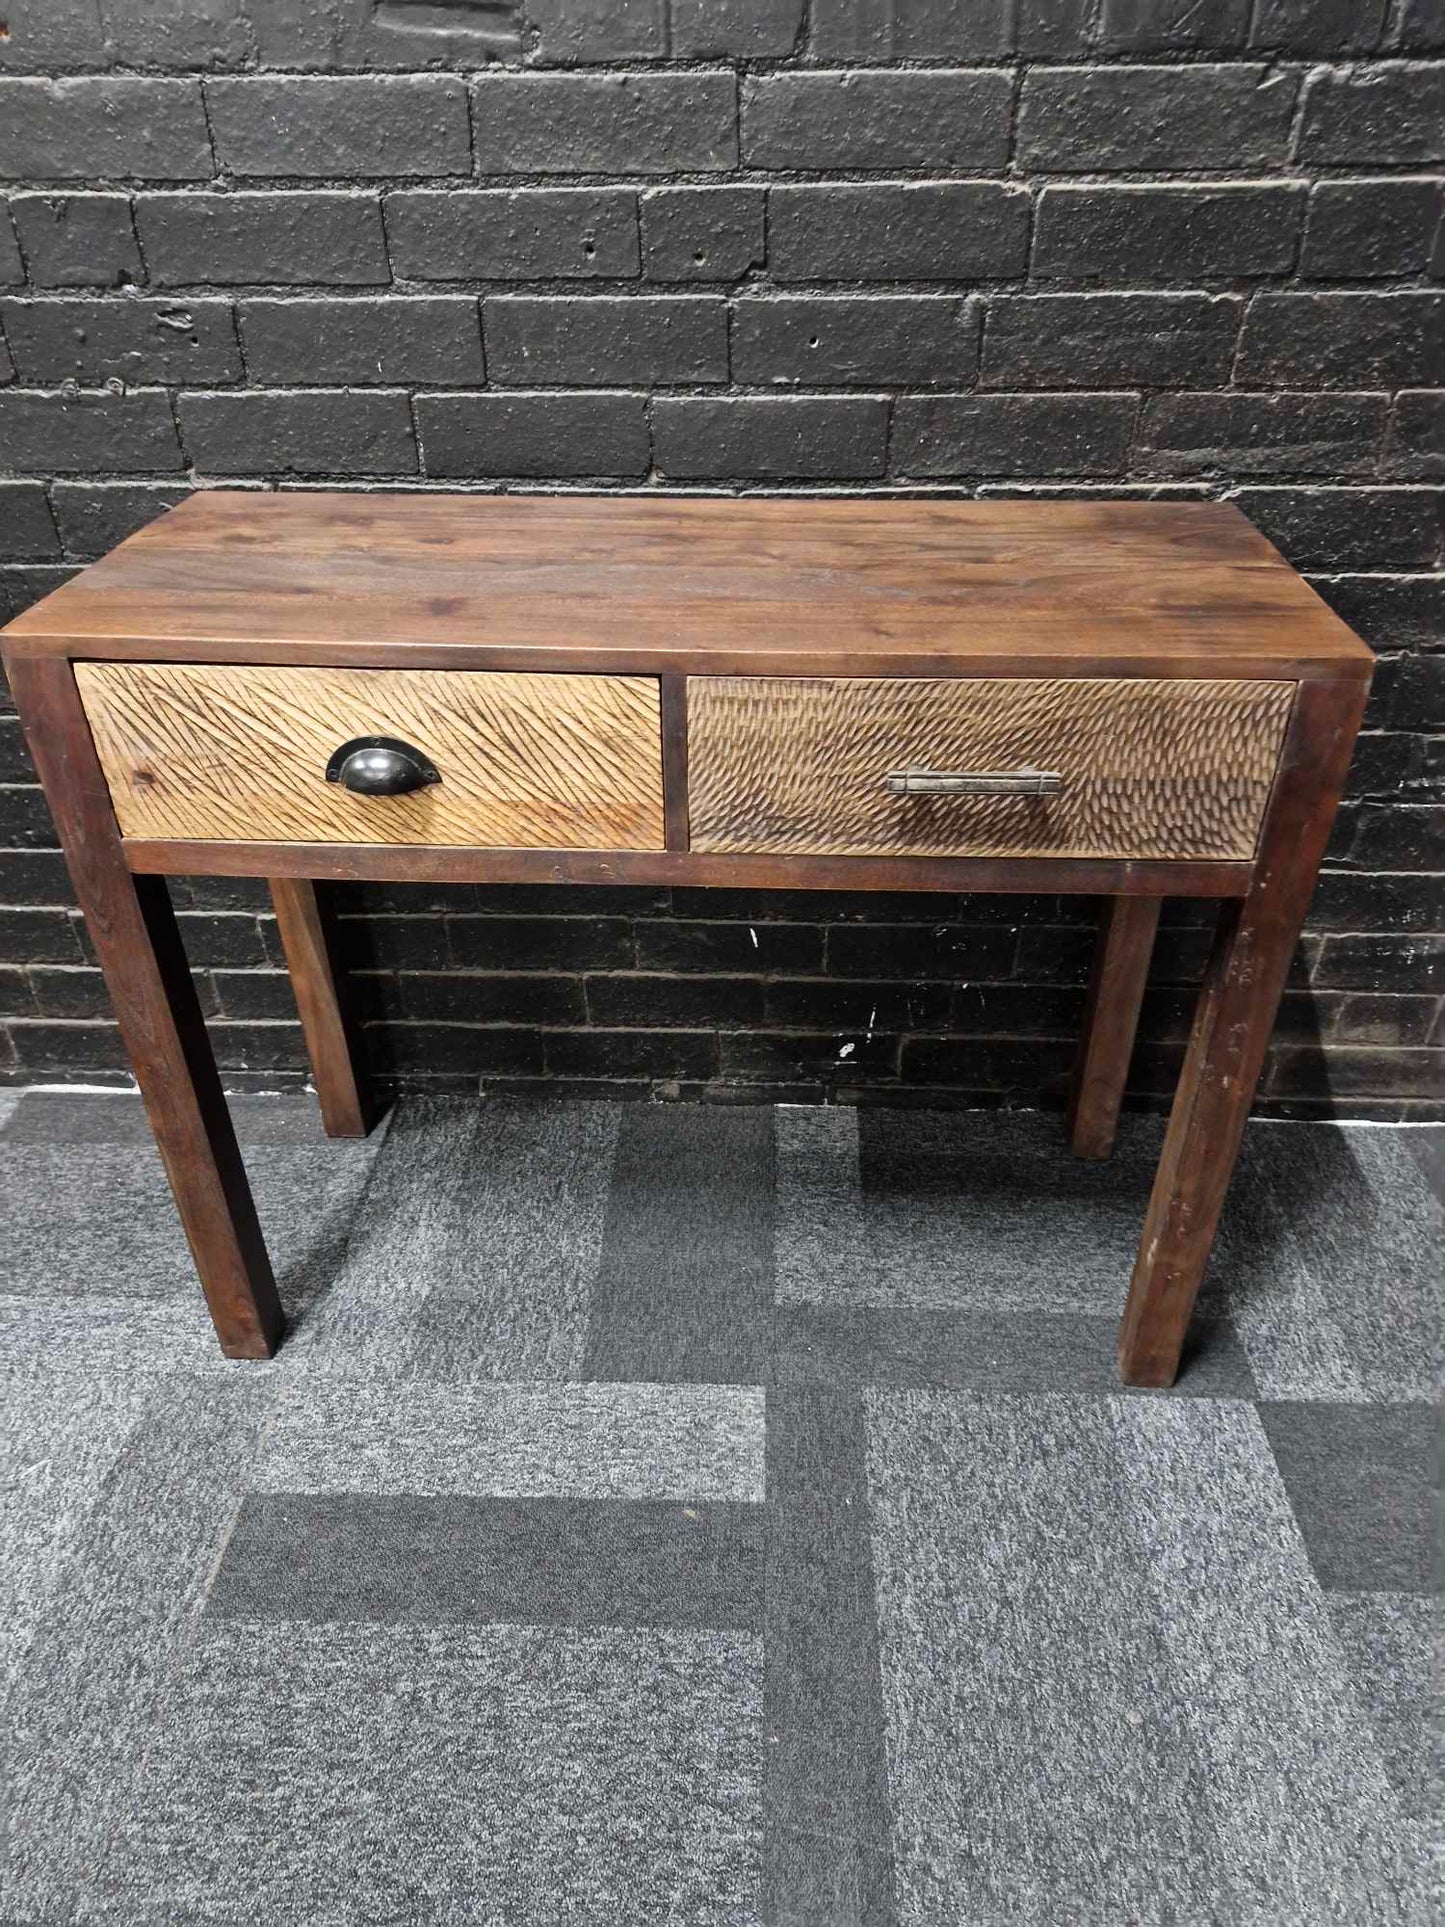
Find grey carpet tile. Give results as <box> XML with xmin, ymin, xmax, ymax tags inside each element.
<box><xmin>0</xmin><ymin>1089</ymin><xmax>352</xmax><ymax>1146</ymax></box>
<box><xmin>773</xmin><ymin>1303</ymin><xmax>1255</xmax><ymax>1398</ymax></box>
<box><xmin>253</xmin><ymin>1379</ymin><xmax>766</xmax><ymax>1501</ymax></box>
<box><xmin>0</xmin><ymin>1141</ymin><xmax>378</xmax><ymax>1315</ymax></box>
<box><xmin>777</xmin><ymin>1105</ymin><xmax>1167</xmax><ymax>1316</ymax></box>
<box><xmin>1</xmin><ymin>1374</ymin><xmax>278</xmax><ymax>1922</ymax></box>
<box><xmin>1258</xmin><ymin>1401</ymin><xmax>1442</xmax><ymax>1594</ymax></box>
<box><xmin>209</xmin><ymin>1492</ymin><xmax>766</xmax><ymax>1630</ymax></box>
<box><xmin>1210</xmin><ymin>1123</ymin><xmax>1444</xmax><ymax>1402</ymax></box>
<box><xmin>77</xmin><ymin>1621</ymin><xmax>762</xmax><ymax>1927</ymax></box>
<box><xmin>0</xmin><ymin>1357</ymin><xmax>151</xmax><ymax>1688</ymax></box>
<box><xmin>865</xmin><ymin>1391</ymin><xmax>1431</xmax><ymax>1927</ymax></box>
<box><xmin>763</xmin><ymin>1387</ymin><xmax>897</xmax><ymax>1927</ymax></box>
<box><xmin>1326</xmin><ymin>1592</ymin><xmax>1442</xmax><ymax>1832</ymax></box>
<box><xmin>583</xmin><ymin>1105</ymin><xmax>775</xmax><ymax>1385</ymax></box>
<box><xmin>0</xmin><ymin>1292</ymin><xmax>234</xmax><ymax>1377</ymax></box>
<box><xmin>287</xmin><ymin>1096</ymin><xmax>618</xmax><ymax>1380</ymax></box>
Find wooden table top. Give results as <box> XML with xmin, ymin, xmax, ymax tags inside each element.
<box><xmin>3</xmin><ymin>491</ymin><xmax>1373</xmax><ymax>683</ymax></box>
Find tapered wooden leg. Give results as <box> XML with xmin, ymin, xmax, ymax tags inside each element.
<box><xmin>7</xmin><ymin>653</ymin><xmax>284</xmax><ymax>1358</ymax></box>
<box><xmin>269</xmin><ymin>877</ymin><xmax>376</xmax><ymax>1139</ymax></box>
<box><xmin>1066</xmin><ymin>895</ymin><xmax>1161</xmax><ymax>1160</ymax></box>
<box><xmin>1118</xmin><ymin>678</ymin><xmax>1370</xmax><ymax>1387</ymax></box>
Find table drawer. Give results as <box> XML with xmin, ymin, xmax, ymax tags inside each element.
<box><xmin>687</xmin><ymin>676</ymin><xmax>1295</xmax><ymax>861</ymax></box>
<box><xmin>76</xmin><ymin>662</ymin><xmax>665</xmax><ymax>849</ymax></box>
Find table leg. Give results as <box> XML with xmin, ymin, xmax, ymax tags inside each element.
<box><xmin>1066</xmin><ymin>895</ymin><xmax>1161</xmax><ymax>1160</ymax></box>
<box><xmin>269</xmin><ymin>877</ymin><xmax>376</xmax><ymax>1139</ymax></box>
<box><xmin>7</xmin><ymin>654</ymin><xmax>284</xmax><ymax>1359</ymax></box>
<box><xmin>1117</xmin><ymin>677</ymin><xmax>1368</xmax><ymax>1387</ymax></box>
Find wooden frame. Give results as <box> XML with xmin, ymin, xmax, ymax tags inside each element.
<box><xmin>1</xmin><ymin>493</ymin><xmax>1373</xmax><ymax>1386</ymax></box>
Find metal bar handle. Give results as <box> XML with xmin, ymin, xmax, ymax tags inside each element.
<box><xmin>883</xmin><ymin>768</ymin><xmax>1065</xmax><ymax>796</ymax></box>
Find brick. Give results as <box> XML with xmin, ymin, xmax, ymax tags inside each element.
<box><xmin>1300</xmin><ymin>178</ymin><xmax>1444</xmax><ymax>279</ymax></box>
<box><xmin>828</xmin><ymin>923</ymin><xmax>1016</xmax><ymax>981</ymax></box>
<box><xmin>416</xmin><ymin>392</ymin><xmax>649</xmax><ymax>478</ymax></box>
<box><xmin>206</xmin><ymin>77</ymin><xmax>471</xmax><ymax>180</ymax></box>
<box><xmin>983</xmin><ymin>295</ymin><xmax>1242</xmax><ymax>391</ymax></box>
<box><xmin>248</xmin><ymin>0</ymin><xmax>523</xmax><ymax>67</ymax></box>
<box><xmin>634</xmin><ymin>921</ymin><xmax>823</xmax><ymax>974</ymax></box>
<box><xmin>641</xmin><ymin>187</ymin><xmax>763</xmax><ymax>283</ymax></box>
<box><xmin>673</xmin><ymin>0</ymin><xmax>804</xmax><ymax>57</ymax></box>
<box><xmin>764</xmin><ymin>979</ymin><xmax>951</xmax><ymax>1031</ymax></box>
<box><xmin>1018</xmin><ymin>65</ymin><xmax>1298</xmax><ymax>172</ymax></box>
<box><xmin>0</xmin><ymin>564</ymin><xmax>76</xmax><ymax>616</ymax></box>
<box><xmin>0</xmin><ymin>714</ymin><xmax>33</xmax><ymax>782</ymax></box>
<box><xmin>0</xmin><ymin>207</ymin><xmax>18</xmax><ymax>285</ymax></box>
<box><xmin>483</xmin><ymin>295</ymin><xmax>727</xmax><ymax>385</ymax></box>
<box><xmin>177</xmin><ymin>391</ymin><xmax>418</xmax><ymax>478</ymax></box>
<box><xmin>529</xmin><ymin>0</ymin><xmax>668</xmax><ymax>61</ymax></box>
<box><xmin>587</xmin><ymin>974</ymin><xmax>764</xmax><ymax>1027</ymax></box>
<box><xmin>102</xmin><ymin>2</ymin><xmax>258</xmax><ymax>67</ymax></box>
<box><xmin>26</xmin><ymin>966</ymin><xmax>122</xmax><ymax>1020</ymax></box>
<box><xmin>1309</xmin><ymin>575</ymin><xmax>1444</xmax><ymax>653</ymax></box>
<box><xmin>809</xmin><ymin>0</ymin><xmax>1011</xmax><ymax>58</ymax></box>
<box><xmin>731</xmin><ymin>295</ymin><xmax>978</xmax><ymax>389</ymax></box>
<box><xmin>653</xmin><ymin>395</ymin><xmax>887</xmax><ymax>479</ymax></box>
<box><xmin>1016</xmin><ymin>0</ymin><xmax>1092</xmax><ymax>52</ymax></box>
<box><xmin>4</xmin><ymin>1020</ymin><xmax>133</xmax><ymax>1075</ymax></box>
<box><xmin>768</xmin><ymin>183</ymin><xmax>1029</xmax><ymax>283</ymax></box>
<box><xmin>471</xmin><ymin>73</ymin><xmax>737</xmax><ymax>175</ymax></box>
<box><xmin>1337</xmin><ymin>803</ymin><xmax>1444</xmax><ymax>871</ymax></box>
<box><xmin>240</xmin><ymin>298</ymin><xmax>483</xmax><ymax>385</ymax></box>
<box><xmin>49</xmin><ymin>483</ymin><xmax>189</xmax><ymax>559</ymax></box>
<box><xmin>1396</xmin><ymin>0</ymin><xmax>1445</xmax><ymax>51</ymax></box>
<box><xmin>0</xmin><ymin>969</ymin><xmax>33</xmax><ymax>1019</ymax></box>
<box><xmin>137</xmin><ymin>193</ymin><xmax>389</xmax><ymax>287</ymax></box>
<box><xmin>1096</xmin><ymin>0</ymin><xmax>1250</xmax><ymax>48</ymax></box>
<box><xmin>0</xmin><ymin>482</ymin><xmax>59</xmax><ymax>560</ymax></box>
<box><xmin>1136</xmin><ymin>393</ymin><xmax>1389</xmax><ymax>479</ymax></box>
<box><xmin>1312</xmin><ymin>934</ymin><xmax>1445</xmax><ymax>992</ymax></box>
<box><xmin>544</xmin><ymin>1029</ymin><xmax>717</xmax><ymax>1082</ymax></box>
<box><xmin>0</xmin><ymin>0</ymin><xmax>110</xmax><ymax>72</ymax></box>
<box><xmin>0</xmin><ymin>79</ymin><xmax>212</xmax><ymax>182</ymax></box>
<box><xmin>1387</xmin><ymin>654</ymin><xmax>1445</xmax><ymax>733</ymax></box>
<box><xmin>1233</xmin><ymin>488</ymin><xmax>1442</xmax><ymax>573</ymax></box>
<box><xmin>1032</xmin><ymin>186</ymin><xmax>1304</xmax><ymax>284</ymax></box>
<box><xmin>1384</xmin><ymin>393</ymin><xmax>1445</xmax><ymax>480</ymax></box>
<box><xmin>7</xmin><ymin>194</ymin><xmax>142</xmax><ymax>289</ymax></box>
<box><xmin>1250</xmin><ymin>0</ymin><xmax>1388</xmax><ymax>51</ymax></box>
<box><xmin>0</xmin><ymin>296</ymin><xmax>241</xmax><ymax>385</ymax></box>
<box><xmin>446</xmin><ymin>916</ymin><xmax>633</xmax><ymax>970</ymax></box>
<box><xmin>742</xmin><ymin>70</ymin><xmax>1012</xmax><ymax>171</ymax></box>
<box><xmin>893</xmin><ymin>393</ymin><xmax>1133</xmax><ymax>478</ymax></box>
<box><xmin>1238</xmin><ymin>294</ymin><xmax>1445</xmax><ymax>390</ymax></box>
<box><xmin>0</xmin><ymin>388</ymin><xmax>183</xmax><ymax>473</ymax></box>
<box><xmin>0</xmin><ymin>910</ymin><xmax>83</xmax><ymax>964</ymax></box>
<box><xmin>395</xmin><ymin>974</ymin><xmax>585</xmax><ymax>1027</ymax></box>
<box><xmin>1297</xmin><ymin>63</ymin><xmax>1445</xmax><ymax>165</ymax></box>
<box><xmin>0</xmin><ymin>325</ymin><xmax>12</xmax><ymax>384</ymax></box>
<box><xmin>385</xmin><ymin>189</ymin><xmax>638</xmax><ymax>281</ymax></box>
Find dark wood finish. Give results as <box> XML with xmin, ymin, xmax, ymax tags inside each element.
<box><xmin>269</xmin><ymin>877</ymin><xmax>377</xmax><ymax>1140</ymax></box>
<box><xmin>660</xmin><ymin>673</ymin><xmax>690</xmax><ymax>852</ymax></box>
<box><xmin>1117</xmin><ymin>677</ymin><xmax>1371</xmax><ymax>1387</ymax></box>
<box><xmin>2</xmin><ymin>495</ymin><xmax>1373</xmax><ymax>1381</ymax></box>
<box><xmin>1066</xmin><ymin>896</ymin><xmax>1162</xmax><ymax>1160</ymax></box>
<box><xmin>6</xmin><ymin>492</ymin><xmax>1373</xmax><ymax>684</ymax></box>
<box><xmin>122</xmin><ymin>838</ymin><xmax>1257</xmax><ymax>899</ymax></box>
<box><xmin>4</xmin><ymin>654</ymin><xmax>284</xmax><ymax>1359</ymax></box>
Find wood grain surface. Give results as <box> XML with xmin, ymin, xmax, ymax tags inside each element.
<box><xmin>688</xmin><ymin>675</ymin><xmax>1297</xmax><ymax>861</ymax></box>
<box><xmin>3</xmin><ymin>492</ymin><xmax>1373</xmax><ymax>684</ymax></box>
<box><xmin>76</xmin><ymin>661</ymin><xmax>665</xmax><ymax>849</ymax></box>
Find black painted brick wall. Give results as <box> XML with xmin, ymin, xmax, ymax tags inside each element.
<box><xmin>0</xmin><ymin>0</ymin><xmax>1441</xmax><ymax>1119</ymax></box>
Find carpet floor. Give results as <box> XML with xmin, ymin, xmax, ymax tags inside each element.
<box><xmin>0</xmin><ymin>1090</ymin><xmax>1439</xmax><ymax>1926</ymax></box>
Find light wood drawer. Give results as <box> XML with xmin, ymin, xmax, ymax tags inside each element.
<box><xmin>76</xmin><ymin>662</ymin><xmax>665</xmax><ymax>849</ymax></box>
<box><xmin>687</xmin><ymin>676</ymin><xmax>1296</xmax><ymax>862</ymax></box>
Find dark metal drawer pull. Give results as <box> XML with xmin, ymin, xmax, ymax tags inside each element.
<box><xmin>883</xmin><ymin>767</ymin><xmax>1065</xmax><ymax>796</ymax></box>
<box><xmin>325</xmin><ymin>736</ymin><xmax>441</xmax><ymax>797</ymax></box>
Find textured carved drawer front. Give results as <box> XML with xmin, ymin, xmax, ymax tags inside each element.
<box><xmin>77</xmin><ymin>662</ymin><xmax>665</xmax><ymax>849</ymax></box>
<box><xmin>688</xmin><ymin>676</ymin><xmax>1296</xmax><ymax>860</ymax></box>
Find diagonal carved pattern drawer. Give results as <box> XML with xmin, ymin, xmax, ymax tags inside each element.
<box><xmin>75</xmin><ymin>661</ymin><xmax>666</xmax><ymax>850</ymax></box>
<box><xmin>687</xmin><ymin>676</ymin><xmax>1297</xmax><ymax>861</ymax></box>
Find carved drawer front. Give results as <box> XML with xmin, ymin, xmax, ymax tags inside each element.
<box><xmin>687</xmin><ymin>676</ymin><xmax>1296</xmax><ymax>861</ymax></box>
<box><xmin>76</xmin><ymin>662</ymin><xmax>665</xmax><ymax>850</ymax></box>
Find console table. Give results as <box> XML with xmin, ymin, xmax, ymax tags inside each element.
<box><xmin>1</xmin><ymin>493</ymin><xmax>1372</xmax><ymax>1386</ymax></box>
